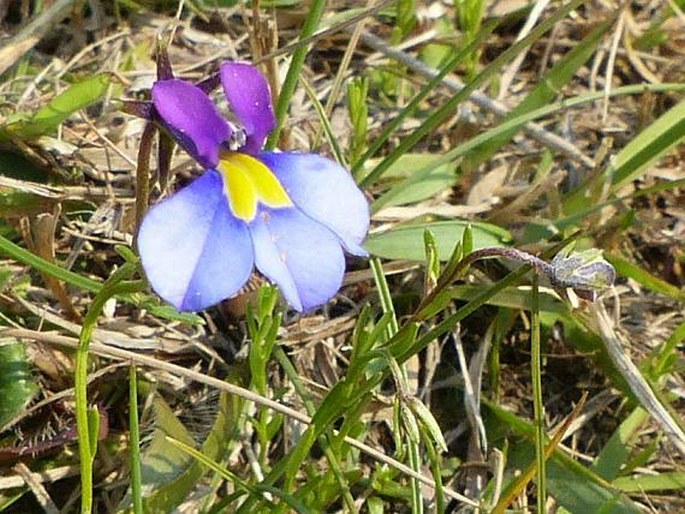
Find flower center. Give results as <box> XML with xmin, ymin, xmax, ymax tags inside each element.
<box><xmin>217</xmin><ymin>151</ymin><xmax>292</xmax><ymax>221</ymax></box>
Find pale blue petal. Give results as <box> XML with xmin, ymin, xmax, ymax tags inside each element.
<box><xmin>138</xmin><ymin>171</ymin><xmax>254</xmax><ymax>311</ymax></box>
<box><xmin>249</xmin><ymin>208</ymin><xmax>345</xmax><ymax>312</ymax></box>
<box><xmin>258</xmin><ymin>152</ymin><xmax>369</xmax><ymax>256</ymax></box>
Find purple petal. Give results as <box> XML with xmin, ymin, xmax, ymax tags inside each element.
<box><xmin>152</xmin><ymin>79</ymin><xmax>231</xmax><ymax>168</ymax></box>
<box><xmin>259</xmin><ymin>152</ymin><xmax>369</xmax><ymax>256</ymax></box>
<box><xmin>138</xmin><ymin>171</ymin><xmax>254</xmax><ymax>311</ymax></box>
<box><xmin>249</xmin><ymin>208</ymin><xmax>345</xmax><ymax>312</ymax></box>
<box><xmin>220</xmin><ymin>62</ymin><xmax>275</xmax><ymax>154</ymax></box>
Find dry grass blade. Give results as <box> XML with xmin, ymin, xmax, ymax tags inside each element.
<box><xmin>0</xmin><ymin>465</ymin><xmax>78</xmax><ymax>492</ymax></box>
<box><xmin>11</xmin><ymin>462</ymin><xmax>60</xmax><ymax>514</ymax></box>
<box><xmin>590</xmin><ymin>302</ymin><xmax>685</xmax><ymax>456</ymax></box>
<box><xmin>0</xmin><ymin>0</ymin><xmax>77</xmax><ymax>77</ymax></box>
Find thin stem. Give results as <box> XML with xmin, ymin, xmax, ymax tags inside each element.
<box><xmin>135</xmin><ymin>122</ymin><xmax>155</xmax><ymax>234</ymax></box>
<box><xmin>129</xmin><ymin>365</ymin><xmax>143</xmax><ymax>514</ymax></box>
<box><xmin>75</xmin><ymin>266</ymin><xmax>143</xmax><ymax>513</ymax></box>
<box><xmin>417</xmin><ymin>247</ymin><xmax>553</xmax><ymax>320</ymax></box>
<box><xmin>531</xmin><ymin>276</ymin><xmax>546</xmax><ymax>512</ymax></box>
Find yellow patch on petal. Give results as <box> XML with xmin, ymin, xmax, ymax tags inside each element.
<box><xmin>217</xmin><ymin>152</ymin><xmax>292</xmax><ymax>221</ymax></box>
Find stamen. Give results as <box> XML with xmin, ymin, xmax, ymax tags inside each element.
<box><xmin>227</xmin><ymin>128</ymin><xmax>247</xmax><ymax>151</ymax></box>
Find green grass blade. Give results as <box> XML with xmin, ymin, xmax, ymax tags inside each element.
<box><xmin>613</xmin><ymin>472</ymin><xmax>685</xmax><ymax>493</ymax></box>
<box><xmin>607</xmin><ymin>254</ymin><xmax>685</xmax><ymax>302</ymax></box>
<box><xmin>361</xmin><ymin>0</ymin><xmax>586</xmax><ymax>189</ymax></box>
<box><xmin>265</xmin><ymin>0</ymin><xmax>326</xmax><ymax>149</ymax></box>
<box><xmin>0</xmin><ymin>342</ymin><xmax>39</xmax><ymax>427</ymax></box>
<box><xmin>354</xmin><ymin>18</ymin><xmax>498</xmax><ymax>181</ymax></box>
<box><xmin>609</xmin><ymin>95</ymin><xmax>685</xmax><ymax>189</ymax></box>
<box><xmin>373</xmin><ymin>83</ymin><xmax>685</xmax><ymax>210</ymax></box>
<box><xmin>3</xmin><ymin>74</ymin><xmax>110</xmax><ymax>139</ymax></box>
<box><xmin>565</xmin><ymin>95</ymin><xmax>685</xmax><ymax>210</ymax></box>
<box><xmin>592</xmin><ymin>407</ymin><xmax>649</xmax><ymax>481</ymax></box>
<box><xmin>463</xmin><ymin>16</ymin><xmax>615</xmax><ymax>170</ymax></box>
<box><xmin>129</xmin><ymin>366</ymin><xmax>143</xmax><ymax>514</ymax></box>
<box><xmin>0</xmin><ymin>234</ymin><xmax>102</xmax><ymax>293</ymax></box>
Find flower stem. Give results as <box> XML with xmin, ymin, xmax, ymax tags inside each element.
<box><xmin>135</xmin><ymin>122</ymin><xmax>155</xmax><ymax>234</ymax></box>
<box><xmin>531</xmin><ymin>275</ymin><xmax>547</xmax><ymax>512</ymax></box>
<box><xmin>75</xmin><ymin>263</ymin><xmax>143</xmax><ymax>513</ymax></box>
<box><xmin>416</xmin><ymin>247</ymin><xmax>553</xmax><ymax>320</ymax></box>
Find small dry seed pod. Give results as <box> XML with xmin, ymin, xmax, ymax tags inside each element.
<box><xmin>550</xmin><ymin>245</ymin><xmax>616</xmax><ymax>302</ymax></box>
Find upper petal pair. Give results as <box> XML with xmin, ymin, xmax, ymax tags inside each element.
<box><xmin>151</xmin><ymin>62</ymin><xmax>275</xmax><ymax>165</ymax></box>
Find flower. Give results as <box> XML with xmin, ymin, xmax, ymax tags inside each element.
<box><xmin>550</xmin><ymin>245</ymin><xmax>615</xmax><ymax>302</ymax></box>
<box><xmin>137</xmin><ymin>62</ymin><xmax>369</xmax><ymax>312</ymax></box>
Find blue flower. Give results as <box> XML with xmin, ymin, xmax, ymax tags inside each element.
<box><xmin>137</xmin><ymin>62</ymin><xmax>369</xmax><ymax>312</ymax></box>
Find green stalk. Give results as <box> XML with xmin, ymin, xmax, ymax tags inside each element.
<box><xmin>370</xmin><ymin>257</ymin><xmax>399</xmax><ymax>338</ymax></box>
<box><xmin>75</xmin><ymin>262</ymin><xmax>143</xmax><ymax>513</ymax></box>
<box><xmin>265</xmin><ymin>0</ymin><xmax>327</xmax><ymax>150</ymax></box>
<box><xmin>531</xmin><ymin>276</ymin><xmax>546</xmax><ymax>512</ymax></box>
<box><xmin>129</xmin><ymin>365</ymin><xmax>143</xmax><ymax>514</ymax></box>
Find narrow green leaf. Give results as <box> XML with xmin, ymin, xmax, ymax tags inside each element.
<box><xmin>423</xmin><ymin>229</ymin><xmax>440</xmax><ymax>291</ymax></box>
<box><xmin>6</xmin><ymin>74</ymin><xmax>110</xmax><ymax>139</ymax></box>
<box><xmin>591</xmin><ymin>407</ymin><xmax>649</xmax><ymax>481</ymax></box>
<box><xmin>87</xmin><ymin>406</ymin><xmax>101</xmax><ymax>460</ymax></box>
<box><xmin>606</xmin><ymin>254</ymin><xmax>685</xmax><ymax>302</ymax></box>
<box><xmin>613</xmin><ymin>472</ymin><xmax>685</xmax><ymax>493</ymax></box>
<box><xmin>408</xmin><ymin>397</ymin><xmax>448</xmax><ymax>452</ymax></box>
<box><xmin>609</xmin><ymin>96</ymin><xmax>685</xmax><ymax>189</ymax></box>
<box><xmin>365</xmin><ymin>220</ymin><xmax>511</xmax><ymax>261</ymax></box>
<box><xmin>361</xmin><ymin>153</ymin><xmax>457</xmax><ymax>206</ymax></box>
<box><xmin>462</xmin><ymin>223</ymin><xmax>474</xmax><ymax>256</ymax></box>
<box><xmin>0</xmin><ymin>342</ymin><xmax>39</xmax><ymax>426</ymax></box>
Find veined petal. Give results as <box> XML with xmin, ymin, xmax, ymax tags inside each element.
<box><xmin>138</xmin><ymin>171</ymin><xmax>254</xmax><ymax>311</ymax></box>
<box><xmin>152</xmin><ymin>79</ymin><xmax>231</xmax><ymax>168</ymax></box>
<box><xmin>259</xmin><ymin>152</ymin><xmax>370</xmax><ymax>256</ymax></box>
<box><xmin>250</xmin><ymin>208</ymin><xmax>345</xmax><ymax>312</ymax></box>
<box><xmin>220</xmin><ymin>62</ymin><xmax>275</xmax><ymax>154</ymax></box>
